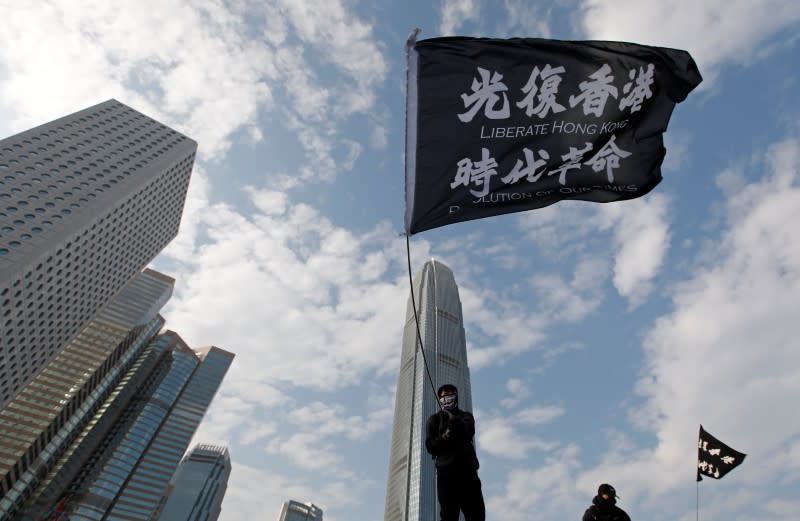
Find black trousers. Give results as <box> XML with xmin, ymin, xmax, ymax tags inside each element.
<box><xmin>436</xmin><ymin>468</ymin><xmax>485</xmax><ymax>521</ymax></box>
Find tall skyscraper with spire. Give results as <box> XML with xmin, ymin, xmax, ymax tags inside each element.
<box><xmin>384</xmin><ymin>260</ymin><xmax>474</xmax><ymax>521</ymax></box>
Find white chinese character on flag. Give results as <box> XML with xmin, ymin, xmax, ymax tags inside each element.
<box><xmin>501</xmin><ymin>148</ymin><xmax>550</xmax><ymax>185</ymax></box>
<box><xmin>548</xmin><ymin>143</ymin><xmax>593</xmax><ymax>185</ymax></box>
<box><xmin>569</xmin><ymin>64</ymin><xmax>618</xmax><ymax>117</ymax></box>
<box><xmin>516</xmin><ymin>64</ymin><xmax>567</xmax><ymax>118</ymax></box>
<box><xmin>458</xmin><ymin>68</ymin><xmax>511</xmax><ymax>122</ymax></box>
<box><xmin>619</xmin><ymin>63</ymin><xmax>655</xmax><ymax>113</ymax></box>
<box><xmin>584</xmin><ymin>135</ymin><xmax>631</xmax><ymax>182</ymax></box>
<box><xmin>451</xmin><ymin>148</ymin><xmax>498</xmax><ymax>197</ymax></box>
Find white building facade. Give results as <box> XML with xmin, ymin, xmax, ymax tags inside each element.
<box><xmin>0</xmin><ymin>99</ymin><xmax>197</xmax><ymax>409</ymax></box>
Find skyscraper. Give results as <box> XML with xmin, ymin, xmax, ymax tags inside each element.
<box><xmin>384</xmin><ymin>260</ymin><xmax>474</xmax><ymax>521</ymax></box>
<box><xmin>278</xmin><ymin>500</ymin><xmax>323</xmax><ymax>521</ymax></box>
<box><xmin>0</xmin><ymin>99</ymin><xmax>196</xmax><ymax>410</ymax></box>
<box><xmin>155</xmin><ymin>444</ymin><xmax>231</xmax><ymax>521</ymax></box>
<box><xmin>52</xmin><ymin>339</ymin><xmax>234</xmax><ymax>521</ymax></box>
<box><xmin>0</xmin><ymin>268</ymin><xmax>174</xmax><ymax>520</ymax></box>
<box><xmin>0</xmin><ymin>100</ymin><xmax>231</xmax><ymax>521</ymax></box>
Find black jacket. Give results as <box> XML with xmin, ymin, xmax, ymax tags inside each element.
<box><xmin>582</xmin><ymin>496</ymin><xmax>631</xmax><ymax>521</ymax></box>
<box><xmin>425</xmin><ymin>408</ymin><xmax>479</xmax><ymax>471</ymax></box>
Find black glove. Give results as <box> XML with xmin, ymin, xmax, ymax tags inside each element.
<box><xmin>449</xmin><ymin>415</ymin><xmax>468</xmax><ymax>439</ymax></box>
<box><xmin>439</xmin><ymin>410</ymin><xmax>454</xmax><ymax>440</ymax></box>
<box><xmin>440</xmin><ymin>409</ymin><xmax>454</xmax><ymax>426</ymax></box>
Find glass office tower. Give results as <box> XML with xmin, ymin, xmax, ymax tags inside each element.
<box><xmin>0</xmin><ymin>99</ymin><xmax>196</xmax><ymax>411</ymax></box>
<box><xmin>54</xmin><ymin>340</ymin><xmax>234</xmax><ymax>521</ymax></box>
<box><xmin>0</xmin><ymin>268</ymin><xmax>174</xmax><ymax>520</ymax></box>
<box><xmin>155</xmin><ymin>444</ymin><xmax>231</xmax><ymax>521</ymax></box>
<box><xmin>278</xmin><ymin>500</ymin><xmax>323</xmax><ymax>521</ymax></box>
<box><xmin>384</xmin><ymin>260</ymin><xmax>474</xmax><ymax>521</ymax></box>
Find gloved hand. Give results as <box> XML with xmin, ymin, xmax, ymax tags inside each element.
<box><xmin>448</xmin><ymin>415</ymin><xmax>467</xmax><ymax>438</ymax></box>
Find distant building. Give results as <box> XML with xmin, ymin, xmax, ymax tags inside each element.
<box><xmin>383</xmin><ymin>260</ymin><xmax>474</xmax><ymax>521</ymax></box>
<box><xmin>155</xmin><ymin>444</ymin><xmax>231</xmax><ymax>521</ymax></box>
<box><xmin>279</xmin><ymin>500</ymin><xmax>323</xmax><ymax>521</ymax></box>
<box><xmin>0</xmin><ymin>98</ymin><xmax>196</xmax><ymax>410</ymax></box>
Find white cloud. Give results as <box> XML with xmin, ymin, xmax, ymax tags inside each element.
<box><xmin>0</xmin><ymin>0</ymin><xmax>274</xmax><ymax>160</ymax></box>
<box><xmin>478</xmin><ymin>415</ymin><xmax>558</xmax><ymax>459</ymax></box>
<box><xmin>275</xmin><ymin>0</ymin><xmax>387</xmax><ymax>114</ymax></box>
<box><xmin>439</xmin><ymin>0</ymin><xmax>481</xmax><ymax>36</ymax></box>
<box><xmin>487</xmin><ymin>444</ymin><xmax>585</xmax><ymax>521</ymax></box>
<box><xmin>266</xmin><ymin>432</ymin><xmax>342</xmax><ymax>471</ymax></box>
<box><xmin>218</xmin><ymin>464</ymin><xmax>313</xmax><ymax>521</ymax></box>
<box><xmin>190</xmin><ymin>393</ymin><xmax>254</xmax><ymax>447</ymax></box>
<box><xmin>500</xmin><ymin>378</ymin><xmax>530</xmax><ymax>408</ymax></box>
<box><xmin>577</xmin><ymin>0</ymin><xmax>800</xmax><ymax>85</ymax></box>
<box><xmin>286</xmin><ymin>401</ymin><xmax>390</xmax><ymax>441</ymax></box>
<box><xmin>662</xmin><ymin>131</ymin><xmax>692</xmax><ymax>173</ymax></box>
<box><xmin>160</xmin><ymin>164</ymin><xmax>211</xmax><ymax>261</ymax></box>
<box><xmin>243</xmin><ymin>0</ymin><xmax>388</xmax><ymax>187</ymax></box>
<box><xmin>518</xmin><ymin>193</ymin><xmax>672</xmax><ymax>308</ymax></box>
<box><xmin>369</xmin><ymin>122</ymin><xmax>389</xmax><ymax>149</ymax></box>
<box><xmin>608</xmin><ymin>138</ymin><xmax>800</xmax><ymax>513</ymax></box>
<box><xmin>160</xmin><ymin>186</ymin><xmax>410</xmax><ymax>390</ymax></box>
<box><xmin>0</xmin><ymin>0</ymin><xmax>386</xmax><ymax>185</ymax></box>
<box><xmin>216</xmin><ymin>462</ymin><xmax>366</xmax><ymax>521</ymax></box>
<box><xmin>239</xmin><ymin>422</ymin><xmax>279</xmax><ymax>445</ymax></box>
<box><xmin>251</xmin><ymin>189</ymin><xmax>290</xmax><ymax>216</ymax></box>
<box><xmin>516</xmin><ymin>202</ymin><xmax>603</xmax><ymax>257</ymax></box>
<box><xmin>486</xmin><ymin>137</ymin><xmax>800</xmax><ymax>521</ymax></box>
<box><xmin>273</xmin><ymin>45</ymin><xmax>333</xmax><ymax>122</ymax></box>
<box><xmin>515</xmin><ymin>405</ymin><xmax>565</xmax><ymax>426</ymax></box>
<box><xmin>477</xmin><ymin>404</ymin><xmax>564</xmax><ymax>460</ymax></box>
<box><xmin>499</xmin><ymin>0</ymin><xmax>552</xmax><ymax>38</ymax></box>
<box><xmin>602</xmin><ymin>194</ymin><xmax>671</xmax><ymax>307</ymax></box>
<box><xmin>530</xmin><ymin>256</ymin><xmax>609</xmax><ymax>321</ymax></box>
<box><xmin>764</xmin><ymin>498</ymin><xmax>800</xmax><ymax>518</ymax></box>
<box><xmin>460</xmin><ymin>285</ymin><xmax>549</xmax><ymax>368</ymax></box>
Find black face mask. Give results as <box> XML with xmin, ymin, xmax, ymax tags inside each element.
<box><xmin>439</xmin><ymin>393</ymin><xmax>458</xmax><ymax>410</ymax></box>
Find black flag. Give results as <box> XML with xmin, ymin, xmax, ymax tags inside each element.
<box><xmin>697</xmin><ymin>425</ymin><xmax>746</xmax><ymax>481</ymax></box>
<box><xmin>404</xmin><ymin>35</ymin><xmax>702</xmax><ymax>235</ymax></box>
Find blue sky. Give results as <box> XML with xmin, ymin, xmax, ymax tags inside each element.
<box><xmin>1</xmin><ymin>1</ymin><xmax>799</xmax><ymax>520</ymax></box>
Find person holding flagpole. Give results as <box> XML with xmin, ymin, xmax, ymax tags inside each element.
<box><xmin>583</xmin><ymin>484</ymin><xmax>631</xmax><ymax>521</ymax></box>
<box><xmin>425</xmin><ymin>384</ymin><xmax>485</xmax><ymax>521</ymax></box>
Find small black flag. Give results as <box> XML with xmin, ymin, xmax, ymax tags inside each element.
<box><xmin>697</xmin><ymin>425</ymin><xmax>746</xmax><ymax>481</ymax></box>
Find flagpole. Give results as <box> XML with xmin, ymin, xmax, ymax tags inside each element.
<box><xmin>696</xmin><ymin>481</ymin><xmax>700</xmax><ymax>521</ymax></box>
<box><xmin>405</xmin><ymin>234</ymin><xmax>443</xmax><ymax>410</ymax></box>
